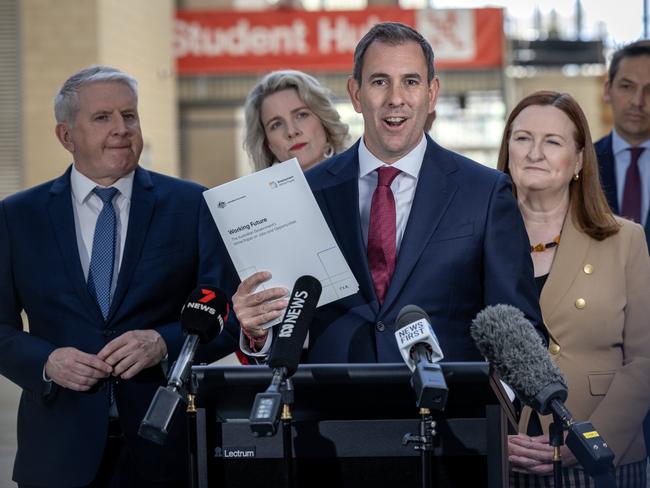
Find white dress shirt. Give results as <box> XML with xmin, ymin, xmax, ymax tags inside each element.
<box><xmin>612</xmin><ymin>128</ymin><xmax>650</xmax><ymax>226</ymax></box>
<box><xmin>70</xmin><ymin>165</ymin><xmax>134</xmax><ymax>300</ymax></box>
<box><xmin>43</xmin><ymin>166</ymin><xmax>135</xmax><ymax>384</ymax></box>
<box><xmin>358</xmin><ymin>134</ymin><xmax>426</xmax><ymax>252</ymax></box>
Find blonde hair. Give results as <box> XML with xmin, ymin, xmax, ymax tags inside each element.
<box><xmin>243</xmin><ymin>70</ymin><xmax>348</xmax><ymax>171</ymax></box>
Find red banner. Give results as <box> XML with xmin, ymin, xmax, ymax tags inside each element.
<box><xmin>175</xmin><ymin>7</ymin><xmax>503</xmax><ymax>75</ymax></box>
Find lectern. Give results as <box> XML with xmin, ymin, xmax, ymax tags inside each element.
<box><xmin>189</xmin><ymin>362</ymin><xmax>516</xmax><ymax>488</ymax></box>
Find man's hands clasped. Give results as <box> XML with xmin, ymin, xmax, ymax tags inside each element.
<box><xmin>44</xmin><ymin>329</ymin><xmax>167</xmax><ymax>391</ymax></box>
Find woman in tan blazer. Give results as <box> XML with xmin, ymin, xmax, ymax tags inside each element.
<box><xmin>497</xmin><ymin>91</ymin><xmax>650</xmax><ymax>487</ymax></box>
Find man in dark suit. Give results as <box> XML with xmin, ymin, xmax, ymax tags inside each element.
<box><xmin>234</xmin><ymin>23</ymin><xmax>544</xmax><ymax>362</ymax></box>
<box><xmin>0</xmin><ymin>66</ymin><xmax>236</xmax><ymax>487</ymax></box>
<box><xmin>594</xmin><ymin>39</ymin><xmax>650</xmax><ymax>477</ymax></box>
<box><xmin>596</xmin><ymin>40</ymin><xmax>650</xmax><ymax>248</ymax></box>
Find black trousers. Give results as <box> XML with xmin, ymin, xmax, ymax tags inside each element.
<box><xmin>20</xmin><ymin>420</ymin><xmax>187</xmax><ymax>488</ymax></box>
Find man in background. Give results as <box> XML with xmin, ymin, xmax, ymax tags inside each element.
<box><xmin>595</xmin><ymin>38</ymin><xmax>650</xmax><ymax>481</ymax></box>
<box><xmin>596</xmin><ymin>40</ymin><xmax>650</xmax><ymax>245</ymax></box>
<box><xmin>0</xmin><ymin>65</ymin><xmax>236</xmax><ymax>487</ymax></box>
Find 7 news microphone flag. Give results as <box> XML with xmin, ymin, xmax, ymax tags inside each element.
<box><xmin>139</xmin><ymin>285</ymin><xmax>229</xmax><ymax>445</ymax></box>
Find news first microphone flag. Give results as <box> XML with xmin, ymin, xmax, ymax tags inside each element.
<box><xmin>203</xmin><ymin>158</ymin><xmax>359</xmax><ymax>327</ymax></box>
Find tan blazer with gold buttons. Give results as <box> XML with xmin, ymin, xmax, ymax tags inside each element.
<box><xmin>519</xmin><ymin>215</ymin><xmax>650</xmax><ymax>465</ymax></box>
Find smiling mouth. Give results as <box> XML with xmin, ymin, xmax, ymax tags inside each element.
<box><xmin>383</xmin><ymin>116</ymin><xmax>407</xmax><ymax>128</ymax></box>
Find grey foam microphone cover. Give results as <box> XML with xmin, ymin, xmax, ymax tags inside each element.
<box><xmin>471</xmin><ymin>304</ymin><xmax>567</xmax><ymax>413</ymax></box>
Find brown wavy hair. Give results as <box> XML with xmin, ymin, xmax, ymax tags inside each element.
<box><xmin>497</xmin><ymin>91</ymin><xmax>619</xmax><ymax>241</ymax></box>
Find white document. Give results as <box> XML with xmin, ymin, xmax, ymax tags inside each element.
<box><xmin>204</xmin><ymin>158</ymin><xmax>359</xmax><ymax>327</ymax></box>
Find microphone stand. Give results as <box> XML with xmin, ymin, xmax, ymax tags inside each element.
<box><xmin>403</xmin><ymin>408</ymin><xmax>435</xmax><ymax>488</ymax></box>
<box><xmin>549</xmin><ymin>413</ymin><xmax>564</xmax><ymax>488</ymax></box>
<box><xmin>401</xmin><ymin>347</ymin><xmax>446</xmax><ymax>488</ymax></box>
<box><xmin>187</xmin><ymin>374</ymin><xmax>199</xmax><ymax>488</ymax></box>
<box><xmin>547</xmin><ymin>399</ymin><xmax>616</xmax><ymax>488</ymax></box>
<box><xmin>281</xmin><ymin>377</ymin><xmax>295</xmax><ymax>488</ymax></box>
<box><xmin>249</xmin><ymin>367</ymin><xmax>295</xmax><ymax>488</ymax></box>
<box><xmin>419</xmin><ymin>408</ymin><xmax>434</xmax><ymax>488</ymax></box>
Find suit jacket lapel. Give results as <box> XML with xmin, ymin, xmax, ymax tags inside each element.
<box><xmin>318</xmin><ymin>145</ymin><xmax>378</xmax><ymax>311</ymax></box>
<box><xmin>47</xmin><ymin>167</ymin><xmax>104</xmax><ymax>321</ymax></box>
<box><xmin>382</xmin><ymin>138</ymin><xmax>458</xmax><ymax>312</ymax></box>
<box><xmin>540</xmin><ymin>213</ymin><xmax>591</xmax><ymax>323</ymax></box>
<box><xmin>596</xmin><ymin>133</ymin><xmax>619</xmax><ymax>214</ymax></box>
<box><xmin>107</xmin><ymin>167</ymin><xmax>155</xmax><ymax>322</ymax></box>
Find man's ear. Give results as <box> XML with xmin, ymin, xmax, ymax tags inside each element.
<box><xmin>347</xmin><ymin>76</ymin><xmax>363</xmax><ymax>114</ymax></box>
<box><xmin>428</xmin><ymin>76</ymin><xmax>440</xmax><ymax>115</ymax></box>
<box><xmin>55</xmin><ymin>123</ymin><xmax>74</xmax><ymax>153</ymax></box>
<box><xmin>603</xmin><ymin>79</ymin><xmax>612</xmax><ymax>104</ymax></box>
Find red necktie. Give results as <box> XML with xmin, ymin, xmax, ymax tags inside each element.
<box><xmin>622</xmin><ymin>147</ymin><xmax>645</xmax><ymax>223</ymax></box>
<box><xmin>367</xmin><ymin>166</ymin><xmax>401</xmax><ymax>304</ymax></box>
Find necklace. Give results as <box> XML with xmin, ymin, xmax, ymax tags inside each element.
<box><xmin>530</xmin><ymin>234</ymin><xmax>561</xmax><ymax>253</ymax></box>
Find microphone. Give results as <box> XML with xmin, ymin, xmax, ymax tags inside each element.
<box><xmin>470</xmin><ymin>304</ymin><xmax>566</xmax><ymax>415</ymax></box>
<box><xmin>471</xmin><ymin>304</ymin><xmax>615</xmax><ymax>480</ymax></box>
<box><xmin>249</xmin><ymin>275</ymin><xmax>322</xmax><ymax>436</ymax></box>
<box><xmin>395</xmin><ymin>305</ymin><xmax>448</xmax><ymax>410</ymax></box>
<box><xmin>139</xmin><ymin>285</ymin><xmax>228</xmax><ymax>445</ymax></box>
<box><xmin>168</xmin><ymin>286</ymin><xmax>228</xmax><ymax>391</ymax></box>
<box><xmin>267</xmin><ymin>275</ymin><xmax>322</xmax><ymax>376</ymax></box>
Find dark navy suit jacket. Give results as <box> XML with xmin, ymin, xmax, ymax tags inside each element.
<box><xmin>302</xmin><ymin>137</ymin><xmax>545</xmax><ymax>363</ymax></box>
<box><xmin>595</xmin><ymin>132</ymin><xmax>650</xmax><ymax>459</ymax></box>
<box><xmin>595</xmin><ymin>132</ymin><xmax>650</xmax><ymax>249</ymax></box>
<box><xmin>0</xmin><ymin>166</ymin><xmax>238</xmax><ymax>486</ymax></box>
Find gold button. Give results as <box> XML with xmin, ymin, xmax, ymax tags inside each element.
<box><xmin>549</xmin><ymin>343</ymin><xmax>561</xmax><ymax>355</ymax></box>
<box><xmin>583</xmin><ymin>264</ymin><xmax>594</xmax><ymax>274</ymax></box>
<box><xmin>575</xmin><ymin>298</ymin><xmax>586</xmax><ymax>309</ymax></box>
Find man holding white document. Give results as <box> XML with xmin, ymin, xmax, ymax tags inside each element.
<box><xmin>233</xmin><ymin>22</ymin><xmax>546</xmax><ymax>362</ymax></box>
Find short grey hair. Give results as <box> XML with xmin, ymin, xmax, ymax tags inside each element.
<box><xmin>243</xmin><ymin>70</ymin><xmax>349</xmax><ymax>171</ymax></box>
<box><xmin>54</xmin><ymin>65</ymin><xmax>138</xmax><ymax>125</ymax></box>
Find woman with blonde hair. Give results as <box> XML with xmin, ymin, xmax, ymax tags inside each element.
<box><xmin>243</xmin><ymin>69</ymin><xmax>349</xmax><ymax>171</ymax></box>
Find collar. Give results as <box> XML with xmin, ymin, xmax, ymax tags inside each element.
<box><xmin>358</xmin><ymin>133</ymin><xmax>427</xmax><ymax>179</ymax></box>
<box><xmin>611</xmin><ymin>128</ymin><xmax>650</xmax><ymax>156</ymax></box>
<box><xmin>71</xmin><ymin>164</ymin><xmax>135</xmax><ymax>204</ymax></box>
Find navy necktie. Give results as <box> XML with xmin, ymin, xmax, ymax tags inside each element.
<box><xmin>621</xmin><ymin>147</ymin><xmax>645</xmax><ymax>224</ymax></box>
<box><xmin>88</xmin><ymin>187</ymin><xmax>119</xmax><ymax>320</ymax></box>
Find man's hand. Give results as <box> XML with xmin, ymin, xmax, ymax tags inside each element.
<box><xmin>97</xmin><ymin>330</ymin><xmax>167</xmax><ymax>380</ymax></box>
<box><xmin>232</xmin><ymin>271</ymin><xmax>289</xmax><ymax>345</ymax></box>
<box><xmin>45</xmin><ymin>347</ymin><xmax>113</xmax><ymax>391</ymax></box>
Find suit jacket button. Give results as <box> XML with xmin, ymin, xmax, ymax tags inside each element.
<box><xmin>583</xmin><ymin>264</ymin><xmax>594</xmax><ymax>274</ymax></box>
<box><xmin>375</xmin><ymin>321</ymin><xmax>385</xmax><ymax>332</ymax></box>
<box><xmin>549</xmin><ymin>343</ymin><xmax>561</xmax><ymax>355</ymax></box>
<box><xmin>103</xmin><ymin>329</ymin><xmax>115</xmax><ymax>337</ymax></box>
<box><xmin>575</xmin><ymin>298</ymin><xmax>586</xmax><ymax>309</ymax></box>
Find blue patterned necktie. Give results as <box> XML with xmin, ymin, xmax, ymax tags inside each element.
<box><xmin>88</xmin><ymin>187</ymin><xmax>119</xmax><ymax>320</ymax></box>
